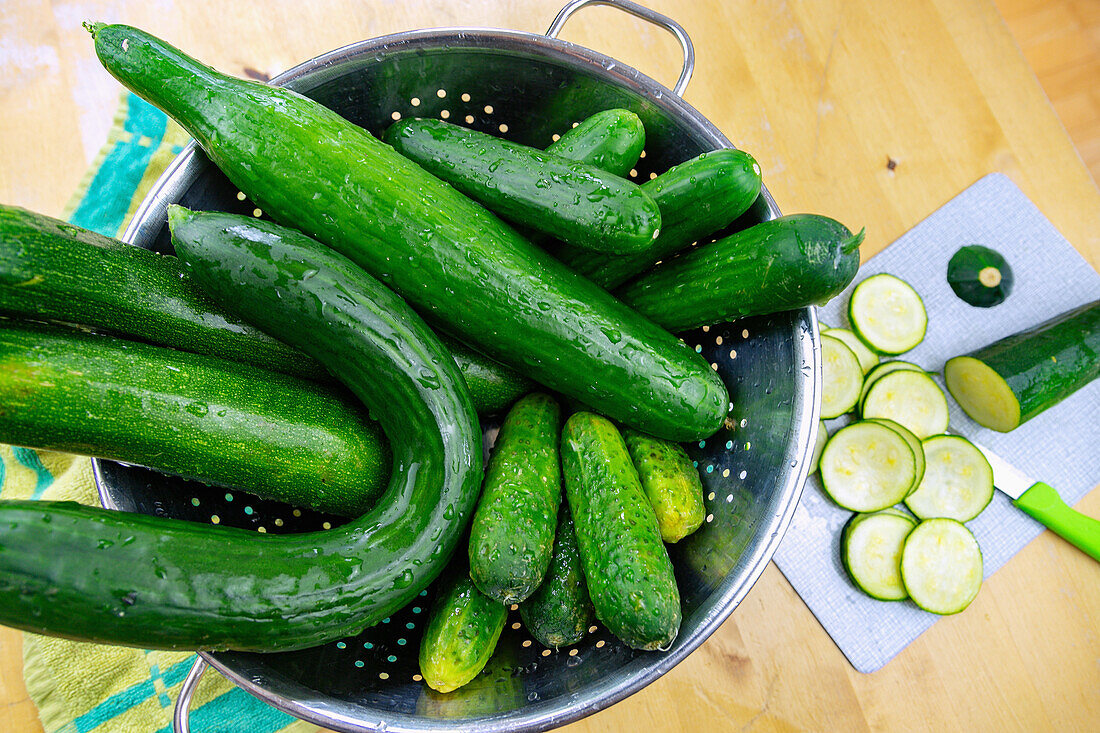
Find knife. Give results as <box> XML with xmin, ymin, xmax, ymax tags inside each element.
<box><xmin>969</xmin><ymin>439</ymin><xmax>1100</xmax><ymax>562</ymax></box>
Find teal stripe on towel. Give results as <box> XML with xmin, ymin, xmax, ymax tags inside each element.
<box><xmin>68</xmin><ymin>93</ymin><xmax>168</xmax><ymax>237</ymax></box>
<box><xmin>11</xmin><ymin>447</ymin><xmax>54</xmax><ymax>500</ymax></box>
<box><xmin>154</xmin><ymin>685</ymin><xmax>298</xmax><ymax>733</ymax></box>
<box><xmin>70</xmin><ymin>657</ymin><xmax>196</xmax><ymax>733</ymax></box>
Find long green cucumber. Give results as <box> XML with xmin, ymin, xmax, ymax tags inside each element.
<box><xmin>0</xmin><ymin>207</ymin><xmax>483</xmax><ymax>652</ymax></box>
<box><xmin>0</xmin><ymin>321</ymin><xmax>388</xmax><ymax>516</ymax></box>
<box><xmin>617</xmin><ymin>214</ymin><xmax>863</xmax><ymax>332</ymax></box>
<box><xmin>469</xmin><ymin>393</ymin><xmax>563</xmax><ymax>604</ymax></box>
<box><xmin>383</xmin><ymin>117</ymin><xmax>660</xmax><ymax>253</ymax></box>
<box><xmin>419</xmin><ymin>567</ymin><xmax>508</xmax><ymax>693</ymax></box>
<box><xmin>621</xmin><ymin>428</ymin><xmax>705</xmax><ymax>543</ymax></box>
<box><xmin>0</xmin><ymin>203</ymin><xmax>530</xmax><ymax>413</ymax></box>
<box><xmin>92</xmin><ymin>23</ymin><xmax>727</xmax><ymax>442</ymax></box>
<box><xmin>519</xmin><ymin>505</ymin><xmax>595</xmax><ymax>649</ymax></box>
<box><xmin>556</xmin><ymin>149</ymin><xmax>763</xmax><ymax>289</ymax></box>
<box><xmin>561</xmin><ymin>412</ymin><xmax>680</xmax><ymax>650</ymax></box>
<box><xmin>944</xmin><ymin>299</ymin><xmax>1100</xmax><ymax>432</ymax></box>
<box><xmin>546</xmin><ymin>109</ymin><xmax>644</xmax><ymax>177</ymax></box>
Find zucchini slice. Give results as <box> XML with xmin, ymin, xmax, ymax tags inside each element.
<box><xmin>857</xmin><ymin>360</ymin><xmax>924</xmax><ymax>414</ymax></box>
<box><xmin>866</xmin><ymin>418</ymin><xmax>926</xmax><ymax>497</ymax></box>
<box><xmin>943</xmin><ymin>300</ymin><xmax>1100</xmax><ymax>432</ymax></box>
<box><xmin>947</xmin><ymin>245</ymin><xmax>1013</xmax><ymax>308</ymax></box>
<box><xmin>900</xmin><ymin>518</ymin><xmax>983</xmax><ymax>615</ymax></box>
<box><xmin>848</xmin><ymin>273</ymin><xmax>928</xmax><ymax>355</ymax></box>
<box><xmin>819</xmin><ymin>421</ymin><xmax>917</xmax><ymax>512</ymax></box>
<box><xmin>824</xmin><ymin>328</ymin><xmax>880</xmax><ymax>374</ymax></box>
<box><xmin>861</xmin><ymin>369</ymin><xmax>949</xmax><ymax>439</ymax></box>
<box><xmin>904</xmin><ymin>435</ymin><xmax>994</xmax><ymax>521</ymax></box>
<box><xmin>821</xmin><ymin>334</ymin><xmax>863</xmax><ymax>418</ymax></box>
<box><xmin>809</xmin><ymin>419</ymin><xmax>828</xmax><ymax>475</ymax></box>
<box><xmin>842</xmin><ymin>509</ymin><xmax>918</xmax><ymax>601</ymax></box>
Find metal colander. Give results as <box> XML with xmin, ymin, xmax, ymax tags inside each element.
<box><xmin>95</xmin><ymin>1</ymin><xmax>820</xmax><ymax>730</ymax></box>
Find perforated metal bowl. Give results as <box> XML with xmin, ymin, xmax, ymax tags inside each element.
<box><xmin>95</xmin><ymin>1</ymin><xmax>821</xmax><ymax>730</ymax></box>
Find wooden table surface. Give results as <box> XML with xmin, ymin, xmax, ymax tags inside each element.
<box><xmin>2</xmin><ymin>1</ymin><xmax>1098</xmax><ymax>731</ymax></box>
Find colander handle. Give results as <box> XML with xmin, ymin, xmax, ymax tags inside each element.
<box><xmin>545</xmin><ymin>0</ymin><xmax>695</xmax><ymax>96</ymax></box>
<box><xmin>172</xmin><ymin>656</ymin><xmax>208</xmax><ymax>733</ymax></box>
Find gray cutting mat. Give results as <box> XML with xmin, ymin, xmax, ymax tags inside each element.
<box><xmin>772</xmin><ymin>172</ymin><xmax>1100</xmax><ymax>673</ymax></box>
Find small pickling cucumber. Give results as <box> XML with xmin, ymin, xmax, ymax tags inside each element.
<box><xmin>944</xmin><ymin>300</ymin><xmax>1100</xmax><ymax>432</ymax></box>
<box><xmin>519</xmin><ymin>506</ymin><xmax>596</xmax><ymax>649</ymax></box>
<box><xmin>557</xmin><ymin>148</ymin><xmax>763</xmax><ymax>289</ymax></box>
<box><xmin>947</xmin><ymin>245</ymin><xmax>1013</xmax><ymax>308</ymax></box>
<box><xmin>384</xmin><ymin>117</ymin><xmax>660</xmax><ymax>253</ymax></box>
<box><xmin>621</xmin><ymin>428</ymin><xmax>705</xmax><ymax>543</ymax></box>
<box><xmin>820</xmin><ymin>334</ymin><xmax>863</xmax><ymax>418</ymax></box>
<box><xmin>561</xmin><ymin>412</ymin><xmax>681</xmax><ymax>651</ymax></box>
<box><xmin>848</xmin><ymin>273</ymin><xmax>927</xmax><ymax>355</ymax></box>
<box><xmin>861</xmin><ymin>369</ymin><xmax>949</xmax><ymax>440</ymax></box>
<box><xmin>824</xmin><ymin>328</ymin><xmax>880</xmax><ymax>375</ymax></box>
<box><xmin>842</xmin><ymin>509</ymin><xmax>918</xmax><ymax>601</ymax></box>
<box><xmin>819</xmin><ymin>420</ymin><xmax>917</xmax><ymax>512</ymax></box>
<box><xmin>905</xmin><ymin>435</ymin><xmax>994</xmax><ymax>522</ymax></box>
<box><xmin>469</xmin><ymin>393</ymin><xmax>563</xmax><ymax>604</ymax></box>
<box><xmin>419</xmin><ymin>568</ymin><xmax>508</xmax><ymax>693</ymax></box>
<box><xmin>617</xmin><ymin>214</ymin><xmax>863</xmax><ymax>332</ymax></box>
<box><xmin>900</xmin><ymin>518</ymin><xmax>983</xmax><ymax>615</ymax></box>
<box><xmin>546</xmin><ymin>108</ymin><xmax>645</xmax><ymax>177</ymax></box>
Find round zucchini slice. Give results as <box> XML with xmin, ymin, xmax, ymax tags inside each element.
<box><xmin>848</xmin><ymin>273</ymin><xmax>927</xmax><ymax>355</ymax></box>
<box><xmin>905</xmin><ymin>435</ymin><xmax>994</xmax><ymax>521</ymax></box>
<box><xmin>900</xmin><ymin>518</ymin><xmax>983</xmax><ymax>615</ymax></box>
<box><xmin>821</xmin><ymin>334</ymin><xmax>863</xmax><ymax>418</ymax></box>
<box><xmin>861</xmin><ymin>369</ymin><xmax>949</xmax><ymax>439</ymax></box>
<box><xmin>947</xmin><ymin>245</ymin><xmax>1013</xmax><ymax>308</ymax></box>
<box><xmin>842</xmin><ymin>509</ymin><xmax>918</xmax><ymax>601</ymax></box>
<box><xmin>824</xmin><ymin>327</ymin><xmax>880</xmax><ymax>374</ymax></box>
<box><xmin>819</xmin><ymin>421</ymin><xmax>917</xmax><ymax>512</ymax></box>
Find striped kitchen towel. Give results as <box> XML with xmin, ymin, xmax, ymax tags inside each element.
<box><xmin>7</xmin><ymin>92</ymin><xmax>315</xmax><ymax>733</ymax></box>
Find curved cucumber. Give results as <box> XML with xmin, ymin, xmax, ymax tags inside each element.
<box><xmin>0</xmin><ymin>203</ymin><xmax>530</xmax><ymax>413</ymax></box>
<box><xmin>561</xmin><ymin>412</ymin><xmax>680</xmax><ymax>650</ymax></box>
<box><xmin>519</xmin><ymin>506</ymin><xmax>595</xmax><ymax>649</ymax></box>
<box><xmin>546</xmin><ymin>109</ymin><xmax>645</xmax><ymax>177</ymax></box>
<box><xmin>0</xmin><ymin>322</ymin><xmax>388</xmax><ymax>515</ymax></box>
<box><xmin>617</xmin><ymin>214</ymin><xmax>863</xmax><ymax>332</ymax></box>
<box><xmin>0</xmin><ymin>207</ymin><xmax>483</xmax><ymax>652</ymax></box>
<box><xmin>91</xmin><ymin>23</ymin><xmax>727</xmax><ymax>441</ymax></box>
<box><xmin>419</xmin><ymin>569</ymin><xmax>508</xmax><ymax>693</ymax></box>
<box><xmin>944</xmin><ymin>300</ymin><xmax>1100</xmax><ymax>432</ymax></box>
<box><xmin>621</xmin><ymin>428</ymin><xmax>704</xmax><ymax>543</ymax></box>
<box><xmin>947</xmin><ymin>245</ymin><xmax>1013</xmax><ymax>308</ymax></box>
<box><xmin>469</xmin><ymin>393</ymin><xmax>563</xmax><ymax>604</ymax></box>
<box><xmin>384</xmin><ymin>117</ymin><xmax>660</xmax><ymax>253</ymax></box>
<box><xmin>560</xmin><ymin>149</ymin><xmax>763</xmax><ymax>289</ymax></box>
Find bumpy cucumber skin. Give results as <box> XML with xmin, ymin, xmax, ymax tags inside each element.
<box><xmin>0</xmin><ymin>204</ymin><xmax>530</xmax><ymax>412</ymax></box>
<box><xmin>561</xmin><ymin>412</ymin><xmax>681</xmax><ymax>651</ymax></box>
<box><xmin>620</xmin><ymin>428</ymin><xmax>705</xmax><ymax>543</ymax></box>
<box><xmin>617</xmin><ymin>214</ymin><xmax>863</xmax><ymax>332</ymax></box>
<box><xmin>419</xmin><ymin>570</ymin><xmax>508</xmax><ymax>693</ymax></box>
<box><xmin>469</xmin><ymin>393</ymin><xmax>563</xmax><ymax>604</ymax></box>
<box><xmin>559</xmin><ymin>149</ymin><xmax>763</xmax><ymax>289</ymax></box>
<box><xmin>0</xmin><ymin>322</ymin><xmax>388</xmax><ymax>516</ymax></box>
<box><xmin>0</xmin><ymin>208</ymin><xmax>483</xmax><ymax>652</ymax></box>
<box><xmin>947</xmin><ymin>299</ymin><xmax>1100</xmax><ymax>428</ymax></box>
<box><xmin>546</xmin><ymin>109</ymin><xmax>645</xmax><ymax>177</ymax></box>
<box><xmin>92</xmin><ymin>23</ymin><xmax>727</xmax><ymax>441</ymax></box>
<box><xmin>383</xmin><ymin>117</ymin><xmax>660</xmax><ymax>254</ymax></box>
<box><xmin>519</xmin><ymin>505</ymin><xmax>595</xmax><ymax>649</ymax></box>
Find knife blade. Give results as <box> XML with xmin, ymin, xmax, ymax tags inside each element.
<box><xmin>967</xmin><ymin>438</ymin><xmax>1100</xmax><ymax>562</ymax></box>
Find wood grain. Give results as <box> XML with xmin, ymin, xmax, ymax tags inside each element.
<box><xmin>1</xmin><ymin>2</ymin><xmax>1097</xmax><ymax>732</ymax></box>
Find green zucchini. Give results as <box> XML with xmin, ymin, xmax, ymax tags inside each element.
<box><xmin>616</xmin><ymin>214</ymin><xmax>863</xmax><ymax>332</ymax></box>
<box><xmin>419</xmin><ymin>567</ymin><xmax>508</xmax><ymax>693</ymax></box>
<box><xmin>944</xmin><ymin>300</ymin><xmax>1100</xmax><ymax>432</ymax></box>
<box><xmin>469</xmin><ymin>393</ymin><xmax>563</xmax><ymax>604</ymax></box>
<box><xmin>545</xmin><ymin>108</ymin><xmax>645</xmax><ymax>177</ymax></box>
<box><xmin>900</xmin><ymin>518</ymin><xmax>983</xmax><ymax>615</ymax></box>
<box><xmin>848</xmin><ymin>273</ymin><xmax>927</xmax><ymax>355</ymax></box>
<box><xmin>518</xmin><ymin>506</ymin><xmax>595</xmax><ymax>649</ymax></box>
<box><xmin>383</xmin><ymin>117</ymin><xmax>660</xmax><ymax>253</ymax></box>
<box><xmin>0</xmin><ymin>206</ymin><xmax>484</xmax><ymax>652</ymax></box>
<box><xmin>0</xmin><ymin>321</ymin><xmax>388</xmax><ymax>515</ymax></box>
<box><xmin>558</xmin><ymin>148</ymin><xmax>763</xmax><ymax>289</ymax></box>
<box><xmin>91</xmin><ymin>23</ymin><xmax>727</xmax><ymax>442</ymax></box>
<box><xmin>0</xmin><ymin>204</ymin><xmax>530</xmax><ymax>414</ymax></box>
<box><xmin>561</xmin><ymin>412</ymin><xmax>680</xmax><ymax>650</ymax></box>
<box><xmin>620</xmin><ymin>428</ymin><xmax>704</xmax><ymax>543</ymax></box>
<box><xmin>841</xmin><ymin>509</ymin><xmax>917</xmax><ymax>602</ymax></box>
<box><xmin>947</xmin><ymin>244</ymin><xmax>1013</xmax><ymax>308</ymax></box>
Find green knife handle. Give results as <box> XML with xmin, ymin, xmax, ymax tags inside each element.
<box><xmin>1013</xmin><ymin>482</ymin><xmax>1100</xmax><ymax>562</ymax></box>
